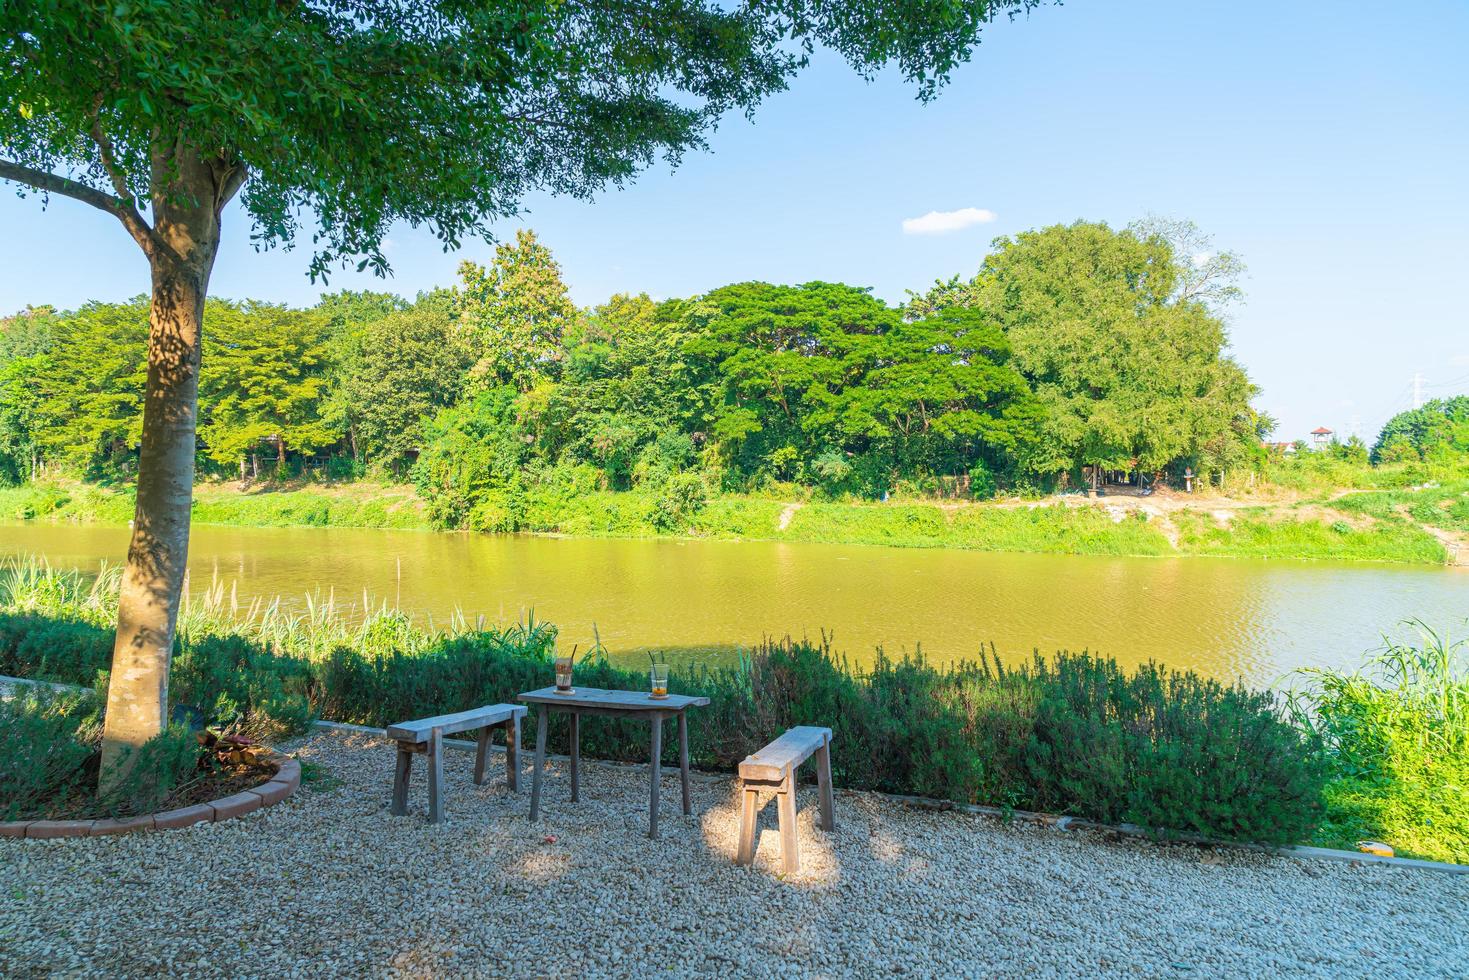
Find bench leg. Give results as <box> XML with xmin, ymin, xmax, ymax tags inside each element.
<box><xmin>816</xmin><ymin>740</ymin><xmax>835</xmax><ymax>832</ymax></box>
<box><xmin>678</xmin><ymin>711</ymin><xmax>691</xmax><ymax>816</ymax></box>
<box><xmin>427</xmin><ymin>728</ymin><xmax>445</xmax><ymax>824</ymax></box>
<box><xmin>736</xmin><ymin>786</ymin><xmax>759</xmax><ymax>866</ymax></box>
<box><xmin>473</xmin><ymin>725</ymin><xmax>491</xmax><ymax>786</ymax></box>
<box><xmin>391</xmin><ymin>743</ymin><xmax>413</xmax><ymax>816</ymax></box>
<box><xmin>777</xmin><ymin>775</ymin><xmax>799</xmax><ymax>875</ymax></box>
<box><xmin>505</xmin><ymin>715</ymin><xmax>520</xmax><ymax>792</ymax></box>
<box><xmin>529</xmin><ymin>705</ymin><xmax>548</xmax><ymax>821</ymax></box>
<box><xmin>569</xmin><ymin>712</ymin><xmax>580</xmax><ymax>803</ymax></box>
<box><xmin>648</xmin><ymin>712</ymin><xmax>663</xmax><ymax>839</ymax></box>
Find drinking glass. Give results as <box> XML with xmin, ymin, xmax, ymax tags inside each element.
<box><xmin>554</xmin><ymin>656</ymin><xmax>574</xmax><ymax>693</ymax></box>
<box><xmin>649</xmin><ymin>663</ymin><xmax>669</xmax><ymax>699</ymax></box>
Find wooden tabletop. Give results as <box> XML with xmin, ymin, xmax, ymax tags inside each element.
<box><xmin>518</xmin><ymin>686</ymin><xmax>711</xmax><ymax>711</ymax></box>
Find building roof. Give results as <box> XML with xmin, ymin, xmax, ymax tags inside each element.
<box><xmin>1310</xmin><ymin>427</ymin><xmax>1333</xmax><ymax>435</ymax></box>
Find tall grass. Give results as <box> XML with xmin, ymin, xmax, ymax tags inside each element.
<box><xmin>1289</xmin><ymin>621</ymin><xmax>1468</xmax><ymax>863</ymax></box>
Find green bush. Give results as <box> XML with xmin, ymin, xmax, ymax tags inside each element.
<box><xmin>1290</xmin><ymin>622</ymin><xmax>1468</xmax><ymax>863</ymax></box>
<box><xmin>0</xmin><ymin>688</ymin><xmax>205</xmax><ymax>821</ymax></box>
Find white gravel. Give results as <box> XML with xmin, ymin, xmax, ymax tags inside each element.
<box><xmin>1</xmin><ymin>729</ymin><xmax>1465</xmax><ymax>978</ymax></box>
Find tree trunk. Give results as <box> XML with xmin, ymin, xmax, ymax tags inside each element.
<box><xmin>99</xmin><ymin>140</ymin><xmax>241</xmax><ymax>790</ymax></box>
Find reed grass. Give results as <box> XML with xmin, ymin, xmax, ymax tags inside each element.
<box><xmin>1289</xmin><ymin>621</ymin><xmax>1469</xmax><ymax>863</ymax></box>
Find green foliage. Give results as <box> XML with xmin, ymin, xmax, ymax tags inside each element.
<box><xmin>683</xmin><ymin>282</ymin><xmax>1044</xmax><ymax>493</ymax></box>
<box><xmin>1372</xmin><ymin>397</ymin><xmax>1469</xmax><ymax>464</ymax></box>
<box><xmin>0</xmin><ymin>688</ymin><xmax>204</xmax><ymax>821</ymax></box>
<box><xmin>906</xmin><ymin>220</ymin><xmax>1258</xmax><ymax>480</ymax></box>
<box><xmin>1171</xmin><ymin>510</ymin><xmax>1446</xmax><ymax>564</ymax></box>
<box><xmin>1290</xmin><ymin>622</ymin><xmax>1468</xmax><ymax>863</ymax></box>
<box><xmin>30</xmin><ymin>300</ymin><xmax>149</xmax><ymax>476</ymax></box>
<box><xmin>457</xmin><ymin>231</ymin><xmax>577</xmax><ymax>392</ymax></box>
<box><xmin>200</xmin><ymin>301</ymin><xmax>341</xmax><ymax>474</ymax></box>
<box><xmin>4</xmin><ymin>0</ymin><xmax>1041</xmax><ymax>278</ymax></box>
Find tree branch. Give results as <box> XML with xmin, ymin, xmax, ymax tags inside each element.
<box><xmin>88</xmin><ymin>110</ymin><xmax>134</xmax><ymax>202</ymax></box>
<box><xmin>0</xmin><ymin>157</ymin><xmax>159</xmax><ymax>259</ymax></box>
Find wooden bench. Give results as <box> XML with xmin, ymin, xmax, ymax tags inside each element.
<box><xmin>386</xmin><ymin>704</ymin><xmax>527</xmax><ymax>823</ymax></box>
<box><xmin>735</xmin><ymin>726</ymin><xmax>834</xmax><ymax>873</ymax></box>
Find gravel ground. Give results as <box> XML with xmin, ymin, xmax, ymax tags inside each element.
<box><xmin>2</xmin><ymin>729</ymin><xmax>1465</xmax><ymax>979</ymax></box>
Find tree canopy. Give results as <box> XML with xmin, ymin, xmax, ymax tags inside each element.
<box><xmin>907</xmin><ymin>220</ymin><xmax>1257</xmax><ymax>478</ymax></box>
<box><xmin>2</xmin><ymin>0</ymin><xmax>1043</xmax><ymax>277</ymax></box>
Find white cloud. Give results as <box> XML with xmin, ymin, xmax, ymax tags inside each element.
<box><xmin>1191</xmin><ymin>251</ymin><xmax>1213</xmax><ymax>268</ymax></box>
<box><xmin>901</xmin><ymin>207</ymin><xmax>997</xmax><ymax>235</ymax></box>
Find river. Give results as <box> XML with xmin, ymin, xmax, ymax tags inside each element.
<box><xmin>4</xmin><ymin>521</ymin><xmax>1465</xmax><ymax>689</ymax></box>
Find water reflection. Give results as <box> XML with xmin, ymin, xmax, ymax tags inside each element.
<box><xmin>2</xmin><ymin>521</ymin><xmax>1464</xmax><ymax>689</ymax></box>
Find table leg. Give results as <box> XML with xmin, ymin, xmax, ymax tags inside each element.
<box><xmin>648</xmin><ymin>712</ymin><xmax>663</xmax><ymax>838</ymax></box>
<box><xmin>678</xmin><ymin>711</ymin><xmax>691</xmax><ymax>816</ymax></box>
<box><xmin>529</xmin><ymin>705</ymin><xmax>548</xmax><ymax>821</ymax></box>
<box><xmin>569</xmin><ymin>711</ymin><xmax>580</xmax><ymax>803</ymax></box>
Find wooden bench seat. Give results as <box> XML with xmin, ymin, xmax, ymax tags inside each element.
<box><xmin>735</xmin><ymin>726</ymin><xmax>834</xmax><ymax>873</ymax></box>
<box><xmin>387</xmin><ymin>703</ymin><xmax>527</xmax><ymax>823</ymax></box>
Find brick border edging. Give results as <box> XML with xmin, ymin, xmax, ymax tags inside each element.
<box><xmin>0</xmin><ymin>756</ymin><xmax>301</xmax><ymax>840</ymax></box>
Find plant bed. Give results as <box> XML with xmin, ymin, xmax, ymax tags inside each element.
<box><xmin>0</xmin><ymin>753</ymin><xmax>300</xmax><ymax>839</ymax></box>
<box><xmin>1</xmin><ymin>688</ymin><xmax>301</xmax><ymax>838</ymax></box>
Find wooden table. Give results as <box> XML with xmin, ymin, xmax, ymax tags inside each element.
<box><xmin>518</xmin><ymin>686</ymin><xmax>711</xmax><ymax>838</ymax></box>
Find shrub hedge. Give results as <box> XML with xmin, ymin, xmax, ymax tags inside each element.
<box><xmin>0</xmin><ymin>607</ymin><xmax>1325</xmax><ymax>844</ymax></box>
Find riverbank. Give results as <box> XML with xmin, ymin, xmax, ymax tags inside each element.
<box><xmin>4</xmin><ymin>728</ymin><xmax>1465</xmax><ymax>979</ymax></box>
<box><xmin>1</xmin><ymin>479</ymin><xmax>1461</xmax><ymax>565</ymax></box>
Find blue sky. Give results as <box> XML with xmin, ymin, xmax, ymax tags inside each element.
<box><xmin>3</xmin><ymin>0</ymin><xmax>1467</xmax><ymax>441</ymax></box>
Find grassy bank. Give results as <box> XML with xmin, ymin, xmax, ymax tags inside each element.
<box><xmin>1</xmin><ymin>557</ymin><xmax>1324</xmax><ymax>845</ymax></box>
<box><xmin>1289</xmin><ymin>623</ymin><xmax>1468</xmax><ymax>864</ymax></box>
<box><xmin>0</xmin><ymin>479</ymin><xmax>1453</xmax><ymax>564</ymax></box>
<box><xmin>1171</xmin><ymin>508</ymin><xmax>1447</xmax><ymax>564</ymax></box>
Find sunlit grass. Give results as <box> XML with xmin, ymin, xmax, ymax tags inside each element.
<box><xmin>1289</xmin><ymin>621</ymin><xmax>1469</xmax><ymax>863</ymax></box>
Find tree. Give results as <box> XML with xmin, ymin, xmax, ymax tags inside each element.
<box><xmin>688</xmin><ymin>282</ymin><xmax>1038</xmax><ymax>492</ymax></box>
<box><xmin>1372</xmin><ymin>397</ymin><xmax>1469</xmax><ymax>464</ymax></box>
<box><xmin>199</xmin><ymin>303</ymin><xmax>339</xmax><ymax>476</ymax></box>
<box><xmin>32</xmin><ymin>301</ymin><xmax>149</xmax><ymax>475</ymax></box>
<box><xmin>2</xmin><ymin>0</ymin><xmax>1045</xmax><ymax>784</ymax></box>
<box><xmin>350</xmin><ymin>304</ymin><xmax>472</xmax><ymax>472</ymax></box>
<box><xmin>909</xmin><ymin>220</ymin><xmax>1256</xmax><ymax>482</ymax></box>
<box><xmin>315</xmin><ymin>290</ymin><xmax>411</xmax><ymax>469</ymax></box>
<box><xmin>456</xmin><ymin>230</ymin><xmax>579</xmax><ymax>392</ymax></box>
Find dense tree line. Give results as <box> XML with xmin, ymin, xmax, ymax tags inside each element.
<box><xmin>2</xmin><ymin>220</ymin><xmax>1276</xmax><ymax>518</ymax></box>
<box><xmin>1372</xmin><ymin>397</ymin><xmax>1469</xmax><ymax>465</ymax></box>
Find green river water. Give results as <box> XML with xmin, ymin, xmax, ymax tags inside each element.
<box><xmin>4</xmin><ymin>521</ymin><xmax>1465</xmax><ymax>689</ymax></box>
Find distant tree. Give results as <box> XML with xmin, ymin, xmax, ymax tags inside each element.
<box><xmin>313</xmin><ymin>290</ymin><xmax>412</xmax><ymax>469</ymax></box>
<box><xmin>1128</xmin><ymin>215</ymin><xmax>1246</xmax><ymax>312</ymax></box>
<box><xmin>688</xmin><ymin>282</ymin><xmax>1039</xmax><ymax>492</ymax></box>
<box><xmin>909</xmin><ymin>220</ymin><xmax>1256</xmax><ymax>481</ymax></box>
<box><xmin>550</xmin><ymin>293</ymin><xmax>710</xmax><ymax>488</ymax></box>
<box><xmin>1</xmin><ymin>0</ymin><xmax>1049</xmax><ymax>780</ymax></box>
<box><xmin>32</xmin><ymin>302</ymin><xmax>149</xmax><ymax>475</ymax></box>
<box><xmin>200</xmin><ymin>304</ymin><xmax>338</xmax><ymax>477</ymax></box>
<box><xmin>1372</xmin><ymin>396</ymin><xmax>1469</xmax><ymax>464</ymax></box>
<box><xmin>0</xmin><ymin>357</ymin><xmax>41</xmax><ymax>484</ymax></box>
<box><xmin>457</xmin><ymin>230</ymin><xmax>578</xmax><ymax>392</ymax></box>
<box><xmin>352</xmin><ymin>305</ymin><xmax>472</xmax><ymax>473</ymax></box>
<box><xmin>0</xmin><ymin>305</ymin><xmax>59</xmax><ymax>360</ymax></box>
